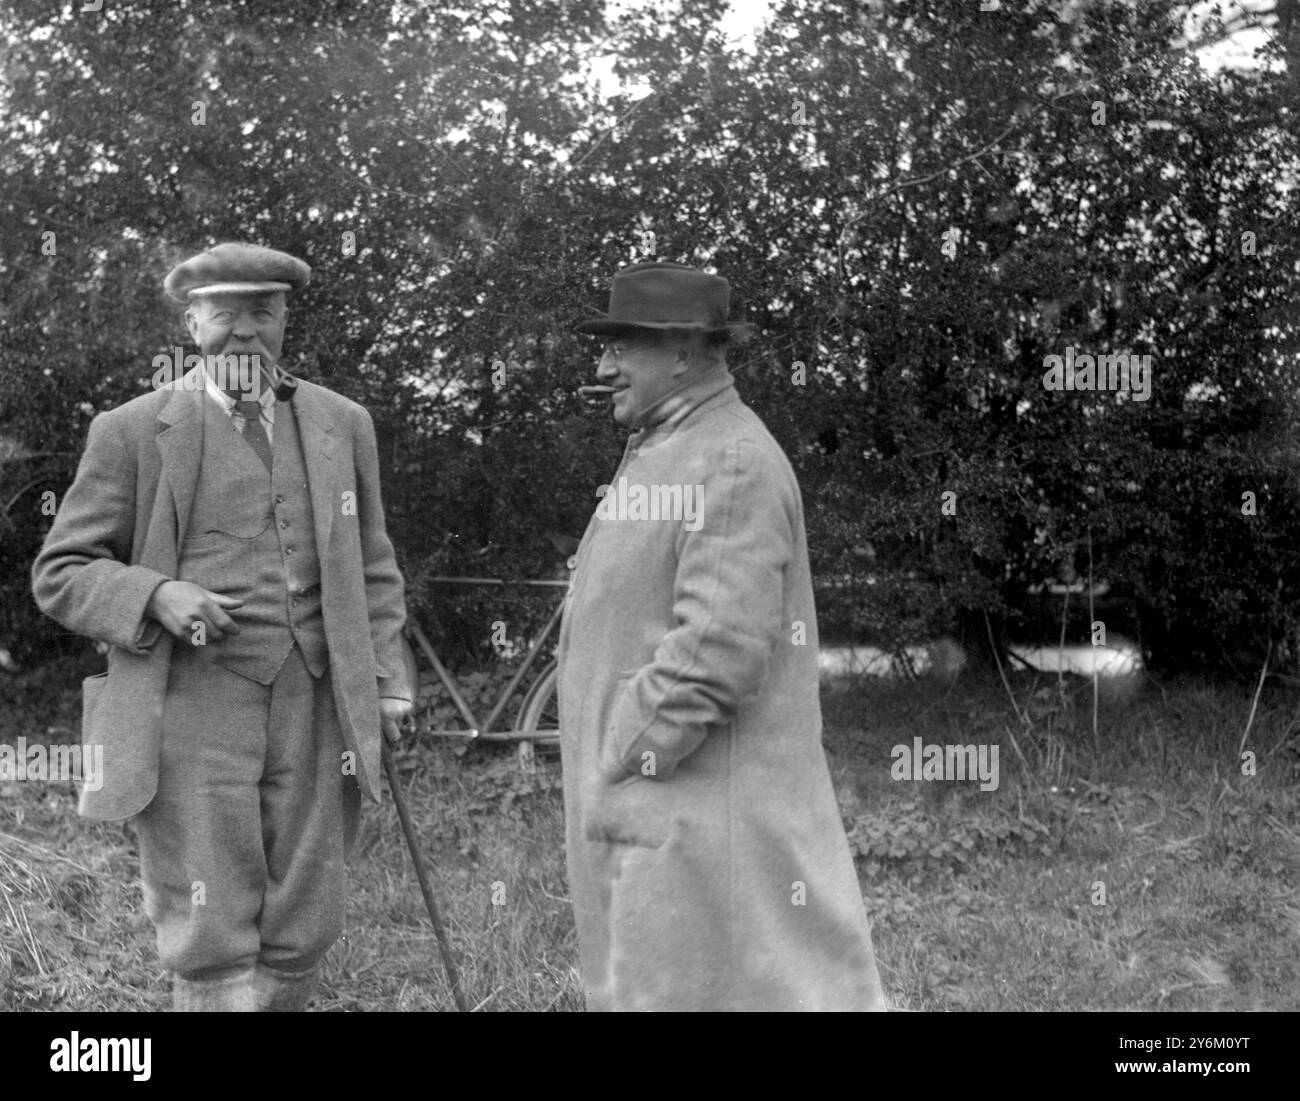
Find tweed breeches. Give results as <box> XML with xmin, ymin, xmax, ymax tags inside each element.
<box><xmin>135</xmin><ymin>642</ymin><xmax>360</xmax><ymax>978</ymax></box>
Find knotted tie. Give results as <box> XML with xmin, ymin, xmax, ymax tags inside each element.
<box><xmin>234</xmin><ymin>399</ymin><xmax>273</xmax><ymax>472</ymax></box>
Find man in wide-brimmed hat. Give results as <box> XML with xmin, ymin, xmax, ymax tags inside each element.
<box><xmin>557</xmin><ymin>260</ymin><xmax>887</xmax><ymax>1010</ymax></box>
<box><xmin>32</xmin><ymin>242</ymin><xmax>412</xmax><ymax>1011</ymax></box>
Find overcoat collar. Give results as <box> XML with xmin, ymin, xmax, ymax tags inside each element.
<box><xmin>627</xmin><ymin>367</ymin><xmax>738</xmax><ymax>453</ymax></box>
<box><xmin>155</xmin><ymin>365</ymin><xmax>339</xmax><ymax>553</ymax></box>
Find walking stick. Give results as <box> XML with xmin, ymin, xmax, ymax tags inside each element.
<box><xmin>382</xmin><ymin>730</ymin><xmax>470</xmax><ymax>1012</ymax></box>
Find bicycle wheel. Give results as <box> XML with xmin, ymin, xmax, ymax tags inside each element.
<box><xmin>516</xmin><ymin>659</ymin><xmax>559</xmax><ymax>768</ymax></box>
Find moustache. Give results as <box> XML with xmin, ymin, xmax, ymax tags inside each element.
<box><xmin>215</xmin><ymin>348</ymin><xmax>296</xmax><ymax>400</ymax></box>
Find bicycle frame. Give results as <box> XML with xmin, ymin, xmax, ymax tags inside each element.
<box><xmin>405</xmin><ymin>576</ymin><xmax>566</xmax><ymax>744</ymax></box>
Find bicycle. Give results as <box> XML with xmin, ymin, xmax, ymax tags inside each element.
<box><xmin>402</xmin><ymin>575</ymin><xmax>563</xmax><ymax>766</ymax></box>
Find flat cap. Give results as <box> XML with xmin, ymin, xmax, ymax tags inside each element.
<box><xmin>164</xmin><ymin>242</ymin><xmax>311</xmax><ymax>303</ymax></box>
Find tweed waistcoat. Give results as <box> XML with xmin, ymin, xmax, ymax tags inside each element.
<box><xmin>177</xmin><ymin>395</ymin><xmax>327</xmax><ymax>684</ymax></box>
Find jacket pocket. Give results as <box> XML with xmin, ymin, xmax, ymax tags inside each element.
<box><xmin>82</xmin><ymin>672</ymin><xmax>108</xmax><ymax>745</ymax></box>
<box><xmin>183</xmin><ymin>517</ymin><xmax>273</xmax><ymax>547</ymax></box>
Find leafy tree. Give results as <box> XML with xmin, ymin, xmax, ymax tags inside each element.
<box><xmin>2</xmin><ymin>0</ymin><xmax>1298</xmax><ymax>680</ymax></box>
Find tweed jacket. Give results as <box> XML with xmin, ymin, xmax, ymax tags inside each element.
<box><xmin>31</xmin><ymin>369</ymin><xmax>409</xmax><ymax>820</ymax></box>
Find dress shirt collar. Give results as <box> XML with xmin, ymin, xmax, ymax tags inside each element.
<box><xmin>201</xmin><ymin>364</ymin><xmax>277</xmax><ymax>419</ymax></box>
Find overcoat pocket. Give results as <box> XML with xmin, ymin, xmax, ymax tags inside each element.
<box><xmin>584</xmin><ymin>774</ymin><xmax>674</xmax><ymax>849</ymax></box>
<box><xmin>597</xmin><ymin>670</ymin><xmax>639</xmax><ymax>777</ymax></box>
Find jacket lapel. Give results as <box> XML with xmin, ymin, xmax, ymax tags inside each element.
<box><xmin>290</xmin><ymin>383</ymin><xmax>339</xmax><ymax>555</ymax></box>
<box><xmin>153</xmin><ymin>371</ymin><xmax>205</xmax><ymax>556</ymax></box>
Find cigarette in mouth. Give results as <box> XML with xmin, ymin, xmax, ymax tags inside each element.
<box><xmin>579</xmin><ymin>385</ymin><xmax>617</xmax><ymax>395</ymax></box>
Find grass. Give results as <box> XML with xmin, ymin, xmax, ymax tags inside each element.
<box><xmin>2</xmin><ymin>653</ymin><xmax>1299</xmax><ymax>1011</ymax></box>
<box><xmin>822</xmin><ymin>673</ymin><xmax>1300</xmax><ymax>1011</ymax></box>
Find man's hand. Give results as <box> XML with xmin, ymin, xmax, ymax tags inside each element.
<box><xmin>380</xmin><ymin>697</ymin><xmax>414</xmax><ymax>748</ymax></box>
<box><xmin>146</xmin><ymin>581</ymin><xmax>244</xmax><ymax>643</ymax></box>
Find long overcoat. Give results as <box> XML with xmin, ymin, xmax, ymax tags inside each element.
<box><xmin>556</xmin><ymin>371</ymin><xmax>886</xmax><ymax>1011</ymax></box>
<box><xmin>31</xmin><ymin>368</ymin><xmax>409</xmax><ymax>821</ymax></box>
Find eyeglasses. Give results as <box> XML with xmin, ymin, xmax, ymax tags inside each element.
<box><xmin>603</xmin><ymin>339</ymin><xmax>654</xmax><ymax>361</ymax></box>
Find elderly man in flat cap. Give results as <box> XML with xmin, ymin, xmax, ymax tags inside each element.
<box><xmin>32</xmin><ymin>242</ymin><xmax>412</xmax><ymax>1011</ymax></box>
<box><xmin>557</xmin><ymin>261</ymin><xmax>886</xmax><ymax>1011</ymax></box>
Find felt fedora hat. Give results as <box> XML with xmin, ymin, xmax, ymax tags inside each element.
<box><xmin>164</xmin><ymin>242</ymin><xmax>311</xmax><ymax>303</ymax></box>
<box><xmin>574</xmin><ymin>261</ymin><xmax>755</xmax><ymax>340</ymax></box>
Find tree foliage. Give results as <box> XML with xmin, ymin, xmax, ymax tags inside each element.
<box><xmin>2</xmin><ymin>0</ymin><xmax>1298</xmax><ymax>675</ymax></box>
